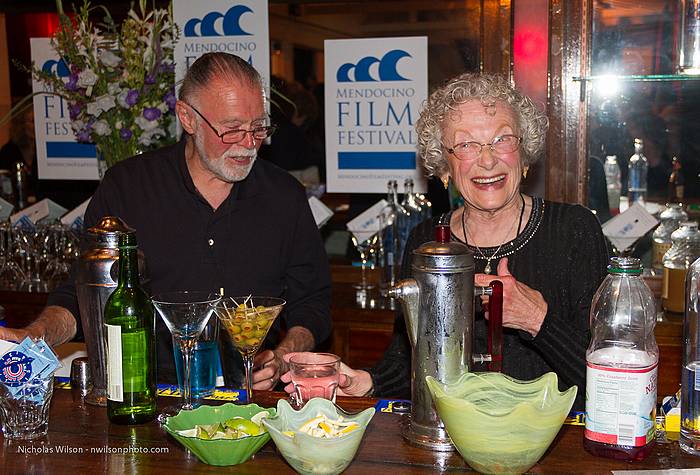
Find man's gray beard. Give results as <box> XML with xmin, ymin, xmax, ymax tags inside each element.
<box><xmin>194</xmin><ymin>133</ymin><xmax>256</xmax><ymax>183</ymax></box>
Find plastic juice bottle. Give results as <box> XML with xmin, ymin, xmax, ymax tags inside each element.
<box><xmin>681</xmin><ymin>256</ymin><xmax>700</xmax><ymax>455</ymax></box>
<box><xmin>584</xmin><ymin>257</ymin><xmax>658</xmax><ymax>461</ymax></box>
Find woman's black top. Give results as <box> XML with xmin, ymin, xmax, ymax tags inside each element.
<box><xmin>368</xmin><ymin>198</ymin><xmax>609</xmax><ymax>410</ymax></box>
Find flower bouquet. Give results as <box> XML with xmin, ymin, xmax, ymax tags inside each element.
<box><xmin>31</xmin><ymin>0</ymin><xmax>179</xmax><ymax>174</ymax></box>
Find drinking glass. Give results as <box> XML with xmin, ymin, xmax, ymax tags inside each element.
<box><xmin>215</xmin><ymin>296</ymin><xmax>285</xmax><ymax>401</ymax></box>
<box><xmin>289</xmin><ymin>352</ymin><xmax>341</xmax><ymax>408</ymax></box>
<box><xmin>0</xmin><ymin>378</ymin><xmax>54</xmax><ymax>440</ymax></box>
<box><xmin>173</xmin><ymin>316</ymin><xmax>220</xmax><ymax>403</ymax></box>
<box><xmin>351</xmin><ymin>232</ymin><xmax>379</xmax><ymax>290</ymax></box>
<box><xmin>152</xmin><ymin>291</ymin><xmax>220</xmax><ymax>423</ymax></box>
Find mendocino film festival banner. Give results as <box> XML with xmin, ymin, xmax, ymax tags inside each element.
<box><xmin>173</xmin><ymin>0</ymin><xmax>270</xmax><ymax>96</ymax></box>
<box><xmin>31</xmin><ymin>38</ymin><xmax>99</xmax><ymax>180</ymax></box>
<box><xmin>324</xmin><ymin>37</ymin><xmax>428</xmax><ymax>194</ymax></box>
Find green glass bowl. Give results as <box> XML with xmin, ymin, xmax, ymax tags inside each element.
<box><xmin>262</xmin><ymin>398</ymin><xmax>375</xmax><ymax>475</ymax></box>
<box><xmin>163</xmin><ymin>403</ymin><xmax>275</xmax><ymax>466</ymax></box>
<box><xmin>426</xmin><ymin>372</ymin><xmax>576</xmax><ymax>475</ymax></box>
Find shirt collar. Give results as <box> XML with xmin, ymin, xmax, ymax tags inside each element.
<box><xmin>176</xmin><ymin>136</ymin><xmax>264</xmax><ymax>207</ymax></box>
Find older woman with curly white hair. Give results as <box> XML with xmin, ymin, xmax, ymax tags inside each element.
<box><xmin>282</xmin><ymin>73</ymin><xmax>609</xmax><ymax>410</ymax></box>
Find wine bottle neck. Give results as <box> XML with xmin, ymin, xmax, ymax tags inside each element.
<box><xmin>117</xmin><ymin>246</ymin><xmax>139</xmax><ymax>288</ymax></box>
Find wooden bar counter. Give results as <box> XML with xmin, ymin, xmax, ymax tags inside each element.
<box><xmin>2</xmin><ymin>388</ymin><xmax>700</xmax><ymax>473</ymax></box>
<box><xmin>0</xmin><ymin>267</ymin><xmax>686</xmax><ymax>399</ymax></box>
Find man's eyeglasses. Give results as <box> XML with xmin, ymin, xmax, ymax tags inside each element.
<box><xmin>443</xmin><ymin>134</ymin><xmax>521</xmax><ymax>160</ymax></box>
<box><xmin>185</xmin><ymin>102</ymin><xmax>276</xmax><ymax>144</ymax></box>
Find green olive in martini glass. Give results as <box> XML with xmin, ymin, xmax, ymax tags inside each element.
<box><xmin>215</xmin><ymin>296</ymin><xmax>285</xmax><ymax>401</ymax></box>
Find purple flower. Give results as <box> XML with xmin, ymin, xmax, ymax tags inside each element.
<box><xmin>66</xmin><ymin>73</ymin><xmax>79</xmax><ymax>92</ymax></box>
<box><xmin>69</xmin><ymin>102</ymin><xmax>82</xmax><ymax>121</ymax></box>
<box><xmin>125</xmin><ymin>89</ymin><xmax>139</xmax><ymax>107</ymax></box>
<box><xmin>120</xmin><ymin>128</ymin><xmax>133</xmax><ymax>140</ymax></box>
<box><xmin>159</xmin><ymin>62</ymin><xmax>174</xmax><ymax>74</ymax></box>
<box><xmin>76</xmin><ymin>128</ymin><xmax>91</xmax><ymax>142</ymax></box>
<box><xmin>145</xmin><ymin>74</ymin><xmax>156</xmax><ymax>85</ymax></box>
<box><xmin>143</xmin><ymin>107</ymin><xmax>161</xmax><ymax>121</ymax></box>
<box><xmin>163</xmin><ymin>90</ymin><xmax>176</xmax><ymax>112</ymax></box>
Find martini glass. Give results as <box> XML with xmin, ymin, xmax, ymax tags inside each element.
<box><xmin>215</xmin><ymin>296</ymin><xmax>285</xmax><ymax>401</ymax></box>
<box><xmin>152</xmin><ymin>291</ymin><xmax>221</xmax><ymax>423</ymax></box>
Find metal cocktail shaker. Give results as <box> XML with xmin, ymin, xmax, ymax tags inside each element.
<box><xmin>389</xmin><ymin>225</ymin><xmax>503</xmax><ymax>451</ymax></box>
<box><xmin>75</xmin><ymin>216</ymin><xmax>145</xmax><ymax>406</ymax></box>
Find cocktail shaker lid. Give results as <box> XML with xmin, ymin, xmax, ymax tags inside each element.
<box><xmin>85</xmin><ymin>216</ymin><xmax>134</xmax><ymax>248</ymax></box>
<box><xmin>412</xmin><ymin>225</ymin><xmax>474</xmax><ymax>273</ymax></box>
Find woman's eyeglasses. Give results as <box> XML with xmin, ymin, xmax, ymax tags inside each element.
<box><xmin>185</xmin><ymin>102</ymin><xmax>277</xmax><ymax>144</ymax></box>
<box><xmin>443</xmin><ymin>134</ymin><xmax>521</xmax><ymax>160</ymax></box>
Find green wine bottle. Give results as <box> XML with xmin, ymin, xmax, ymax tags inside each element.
<box><xmin>104</xmin><ymin>230</ymin><xmax>156</xmax><ymax>424</ymax></box>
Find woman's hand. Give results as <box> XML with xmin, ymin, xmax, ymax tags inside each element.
<box><xmin>474</xmin><ymin>257</ymin><xmax>548</xmax><ymax>337</ymax></box>
<box><xmin>279</xmin><ymin>353</ymin><xmax>374</xmax><ymax>398</ymax></box>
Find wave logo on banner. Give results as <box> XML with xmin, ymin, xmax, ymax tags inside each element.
<box><xmin>336</xmin><ymin>50</ymin><xmax>412</xmax><ymax>83</ymax></box>
<box><xmin>41</xmin><ymin>58</ymin><xmax>70</xmax><ymax>77</ymax></box>
<box><xmin>183</xmin><ymin>5</ymin><xmax>253</xmax><ymax>37</ymax></box>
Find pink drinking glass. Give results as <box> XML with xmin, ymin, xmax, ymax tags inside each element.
<box><xmin>289</xmin><ymin>352</ymin><xmax>341</xmax><ymax>408</ymax></box>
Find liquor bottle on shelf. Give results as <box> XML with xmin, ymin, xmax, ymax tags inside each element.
<box><xmin>681</xmin><ymin>255</ymin><xmax>700</xmax><ymax>454</ymax></box>
<box><xmin>378</xmin><ymin>180</ymin><xmax>401</xmax><ymax>288</ymax></box>
<box><xmin>679</xmin><ymin>0</ymin><xmax>700</xmax><ymax>74</ymax></box>
<box><xmin>668</xmin><ymin>156</ymin><xmax>685</xmax><ymax>204</ymax></box>
<box><xmin>406</xmin><ymin>178</ymin><xmax>432</xmax><ymax>222</ymax></box>
<box><xmin>627</xmin><ymin>139</ymin><xmax>648</xmax><ymax>205</ymax></box>
<box><xmin>14</xmin><ymin>162</ymin><xmax>27</xmax><ymax>210</ymax></box>
<box><xmin>415</xmin><ymin>189</ymin><xmax>432</xmax><ymax>222</ymax></box>
<box><xmin>652</xmin><ymin>203</ymin><xmax>688</xmax><ymax>270</ymax></box>
<box><xmin>604</xmin><ymin>155</ymin><xmax>622</xmax><ymax>215</ymax></box>
<box><xmin>104</xmin><ymin>231</ymin><xmax>157</xmax><ymax>424</ymax></box>
<box><xmin>401</xmin><ymin>178</ymin><xmax>423</xmax><ymax>238</ymax></box>
<box><xmin>662</xmin><ymin>222</ymin><xmax>700</xmax><ymax>314</ymax></box>
<box><xmin>584</xmin><ymin>257</ymin><xmax>658</xmax><ymax>461</ymax></box>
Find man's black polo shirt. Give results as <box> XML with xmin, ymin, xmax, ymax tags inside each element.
<box><xmin>48</xmin><ymin>139</ymin><xmax>332</xmax><ymax>385</ymax></box>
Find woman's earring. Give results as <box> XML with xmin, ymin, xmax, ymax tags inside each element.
<box><xmin>442</xmin><ymin>177</ymin><xmax>449</xmax><ymax>190</ymax></box>
<box><xmin>522</xmin><ymin>166</ymin><xmax>529</xmax><ymax>179</ymax></box>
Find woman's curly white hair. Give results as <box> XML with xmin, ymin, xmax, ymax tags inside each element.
<box><xmin>416</xmin><ymin>73</ymin><xmax>548</xmax><ymax>178</ymax></box>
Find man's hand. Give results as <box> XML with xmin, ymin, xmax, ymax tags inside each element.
<box><xmin>0</xmin><ymin>326</ymin><xmax>30</xmax><ymax>343</ymax></box>
<box><xmin>279</xmin><ymin>352</ymin><xmax>374</xmax><ymax>398</ymax></box>
<box><xmin>251</xmin><ymin>326</ymin><xmax>314</xmax><ymax>390</ymax></box>
<box><xmin>0</xmin><ymin>306</ymin><xmax>77</xmax><ymax>346</ymax></box>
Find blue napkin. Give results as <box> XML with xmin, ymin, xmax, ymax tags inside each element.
<box><xmin>0</xmin><ymin>337</ymin><xmax>61</xmax><ymax>403</ymax></box>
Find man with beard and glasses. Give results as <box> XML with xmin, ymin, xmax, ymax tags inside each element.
<box><xmin>0</xmin><ymin>53</ymin><xmax>331</xmax><ymax>392</ymax></box>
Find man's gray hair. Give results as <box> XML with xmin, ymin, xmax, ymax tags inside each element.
<box><xmin>179</xmin><ymin>52</ymin><xmax>264</xmax><ymax>105</ymax></box>
<box><xmin>416</xmin><ymin>73</ymin><xmax>549</xmax><ymax>178</ymax></box>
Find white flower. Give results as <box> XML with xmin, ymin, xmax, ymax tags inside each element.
<box><xmin>71</xmin><ymin>120</ymin><xmax>85</xmax><ymax>132</ymax></box>
<box><xmin>86</xmin><ymin>94</ymin><xmax>116</xmax><ymax>117</ymax></box>
<box><xmin>86</xmin><ymin>102</ymin><xmax>100</xmax><ymax>117</ymax></box>
<box><xmin>99</xmin><ymin>49</ymin><xmax>121</xmax><ymax>68</ymax></box>
<box><xmin>135</xmin><ymin>115</ymin><xmax>160</xmax><ymax>132</ymax></box>
<box><xmin>117</xmin><ymin>90</ymin><xmax>130</xmax><ymax>109</ymax></box>
<box><xmin>93</xmin><ymin>120</ymin><xmax>111</xmax><ymax>136</ymax></box>
<box><xmin>95</xmin><ymin>94</ymin><xmax>116</xmax><ymax>113</ymax></box>
<box><xmin>77</xmin><ymin>69</ymin><xmax>98</xmax><ymax>88</ymax></box>
<box><xmin>157</xmin><ymin>103</ymin><xmax>168</xmax><ymax>113</ymax></box>
<box><xmin>138</xmin><ymin>127</ymin><xmax>165</xmax><ymax>146</ymax></box>
<box><xmin>108</xmin><ymin>82</ymin><xmax>121</xmax><ymax>96</ymax></box>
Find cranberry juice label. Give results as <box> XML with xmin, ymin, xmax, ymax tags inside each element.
<box><xmin>585</xmin><ymin>362</ymin><xmax>657</xmax><ymax>447</ymax></box>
